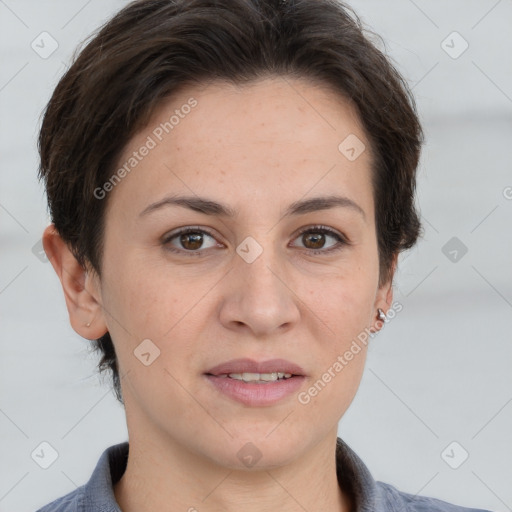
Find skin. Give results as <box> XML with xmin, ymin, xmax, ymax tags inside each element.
<box><xmin>43</xmin><ymin>76</ymin><xmax>396</xmax><ymax>512</ymax></box>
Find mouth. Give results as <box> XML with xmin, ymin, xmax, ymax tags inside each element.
<box><xmin>204</xmin><ymin>358</ymin><xmax>306</xmax><ymax>406</ymax></box>
<box><xmin>212</xmin><ymin>371</ymin><xmax>294</xmax><ymax>383</ymax></box>
<box><xmin>205</xmin><ymin>357</ymin><xmax>306</xmax><ymax>379</ymax></box>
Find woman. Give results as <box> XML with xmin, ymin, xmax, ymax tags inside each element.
<box><xmin>36</xmin><ymin>0</ymin><xmax>493</xmax><ymax>510</ymax></box>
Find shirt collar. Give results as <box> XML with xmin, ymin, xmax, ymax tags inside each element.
<box><xmin>336</xmin><ymin>437</ymin><xmax>379</xmax><ymax>510</ymax></box>
<box><xmin>83</xmin><ymin>442</ymin><xmax>127</xmax><ymax>512</ymax></box>
<box><xmin>83</xmin><ymin>438</ymin><xmax>378</xmax><ymax>511</ymax></box>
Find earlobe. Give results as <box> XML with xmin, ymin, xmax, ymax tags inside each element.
<box><xmin>42</xmin><ymin>224</ymin><xmax>108</xmax><ymax>340</ymax></box>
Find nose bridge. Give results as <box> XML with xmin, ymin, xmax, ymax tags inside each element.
<box><xmin>236</xmin><ymin>235</ymin><xmax>285</xmax><ymax>301</ymax></box>
<box><xmin>220</xmin><ymin>234</ymin><xmax>299</xmax><ymax>335</ymax></box>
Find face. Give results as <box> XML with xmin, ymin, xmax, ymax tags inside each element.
<box><xmin>74</xmin><ymin>77</ymin><xmax>392</xmax><ymax>468</ymax></box>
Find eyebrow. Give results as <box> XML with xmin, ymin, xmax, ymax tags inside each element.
<box><xmin>139</xmin><ymin>194</ymin><xmax>366</xmax><ymax>222</ymax></box>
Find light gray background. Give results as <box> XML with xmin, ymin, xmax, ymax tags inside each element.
<box><xmin>1</xmin><ymin>1</ymin><xmax>511</xmax><ymax>511</ymax></box>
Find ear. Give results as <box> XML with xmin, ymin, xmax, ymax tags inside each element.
<box><xmin>372</xmin><ymin>252</ymin><xmax>398</xmax><ymax>331</ymax></box>
<box><xmin>42</xmin><ymin>224</ymin><xmax>108</xmax><ymax>340</ymax></box>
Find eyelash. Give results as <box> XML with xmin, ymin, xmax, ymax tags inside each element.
<box><xmin>162</xmin><ymin>225</ymin><xmax>349</xmax><ymax>257</ymax></box>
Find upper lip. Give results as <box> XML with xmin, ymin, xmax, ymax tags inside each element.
<box><xmin>205</xmin><ymin>358</ymin><xmax>306</xmax><ymax>376</ymax></box>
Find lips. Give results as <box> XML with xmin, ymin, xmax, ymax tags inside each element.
<box><xmin>205</xmin><ymin>358</ymin><xmax>306</xmax><ymax>377</ymax></box>
<box><xmin>204</xmin><ymin>358</ymin><xmax>306</xmax><ymax>406</ymax></box>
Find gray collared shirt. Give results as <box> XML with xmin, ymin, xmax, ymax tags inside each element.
<box><xmin>35</xmin><ymin>438</ymin><xmax>494</xmax><ymax>511</ymax></box>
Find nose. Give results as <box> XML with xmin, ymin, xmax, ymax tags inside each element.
<box><xmin>218</xmin><ymin>244</ymin><xmax>300</xmax><ymax>338</ymax></box>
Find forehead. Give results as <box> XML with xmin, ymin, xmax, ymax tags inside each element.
<box><xmin>108</xmin><ymin>76</ymin><xmax>375</xmax><ymax>220</ymax></box>
<box><xmin>157</xmin><ymin>76</ymin><xmax>368</xmax><ymax>154</ymax></box>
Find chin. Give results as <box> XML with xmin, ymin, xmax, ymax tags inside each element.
<box><xmin>199</xmin><ymin>429</ymin><xmax>311</xmax><ymax>471</ymax></box>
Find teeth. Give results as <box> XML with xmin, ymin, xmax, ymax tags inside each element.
<box><xmin>227</xmin><ymin>372</ymin><xmax>293</xmax><ymax>382</ymax></box>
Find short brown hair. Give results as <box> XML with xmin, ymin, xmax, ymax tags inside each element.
<box><xmin>38</xmin><ymin>0</ymin><xmax>424</xmax><ymax>404</ymax></box>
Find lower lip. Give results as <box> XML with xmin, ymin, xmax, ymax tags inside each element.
<box><xmin>204</xmin><ymin>374</ymin><xmax>305</xmax><ymax>406</ymax></box>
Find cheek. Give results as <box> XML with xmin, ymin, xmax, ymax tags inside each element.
<box><xmin>300</xmin><ymin>276</ymin><xmax>373</xmax><ymax>417</ymax></box>
<box><xmin>106</xmin><ymin>269</ymin><xmax>180</xmax><ymax>342</ymax></box>
<box><xmin>100</xmin><ymin>250</ymin><xmax>218</xmax><ymax>376</ymax></box>
<box><xmin>305</xmin><ymin>257</ymin><xmax>378</xmax><ymax>337</ymax></box>
<box><xmin>98</xmin><ymin>246</ymin><xmax>166</xmax><ymax>350</ymax></box>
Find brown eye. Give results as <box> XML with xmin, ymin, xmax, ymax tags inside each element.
<box><xmin>291</xmin><ymin>226</ymin><xmax>347</xmax><ymax>254</ymax></box>
<box><xmin>179</xmin><ymin>232</ymin><xmax>204</xmax><ymax>251</ymax></box>
<box><xmin>163</xmin><ymin>227</ymin><xmax>219</xmax><ymax>255</ymax></box>
<box><xmin>302</xmin><ymin>231</ymin><xmax>326</xmax><ymax>250</ymax></box>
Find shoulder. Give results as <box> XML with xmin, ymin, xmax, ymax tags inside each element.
<box><xmin>34</xmin><ymin>441</ymin><xmax>128</xmax><ymax>512</ymax></box>
<box><xmin>375</xmin><ymin>481</ymin><xmax>495</xmax><ymax>512</ymax></box>
<box><xmin>35</xmin><ymin>486</ymin><xmax>86</xmax><ymax>512</ymax></box>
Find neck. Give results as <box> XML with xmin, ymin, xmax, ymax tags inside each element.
<box><xmin>114</xmin><ymin>423</ymin><xmax>352</xmax><ymax>512</ymax></box>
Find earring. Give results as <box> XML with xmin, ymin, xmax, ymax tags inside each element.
<box><xmin>377</xmin><ymin>308</ymin><xmax>386</xmax><ymax>322</ymax></box>
<box><xmin>85</xmin><ymin>321</ymin><xmax>91</xmax><ymax>327</ymax></box>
